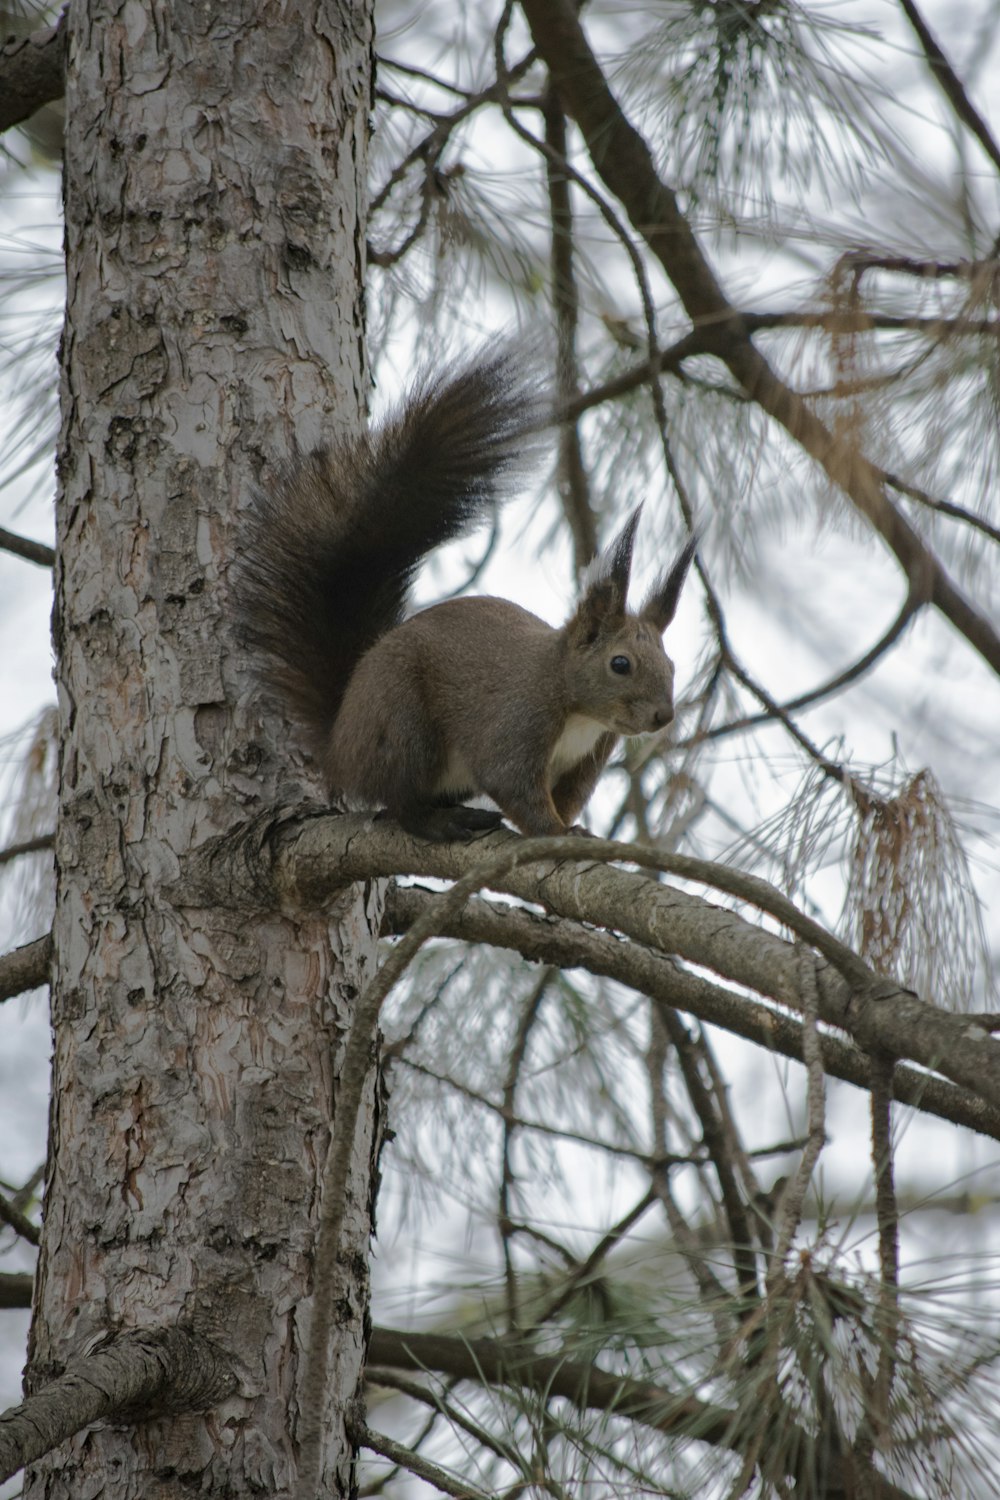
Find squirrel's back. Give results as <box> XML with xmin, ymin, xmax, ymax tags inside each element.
<box><xmin>237</xmin><ymin>346</ymin><xmax>543</xmax><ymax>772</ymax></box>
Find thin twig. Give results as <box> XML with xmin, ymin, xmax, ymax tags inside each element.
<box><xmin>680</xmin><ymin>586</ymin><xmax>922</xmax><ymax>749</ymax></box>
<box><xmin>528</xmin><ymin>1187</ymin><xmax>658</xmax><ymax>1328</ymax></box>
<box><xmin>897</xmin><ymin>0</ymin><xmax>1000</xmax><ymax>174</ymax></box>
<box><xmin>770</xmin><ymin>947</ymin><xmax>827</xmax><ymax>1274</ymax></box>
<box><xmin>0</xmin><ymin>1192</ymin><xmax>39</xmax><ymax>1247</ymax></box>
<box><xmin>869</xmin><ymin>1050</ymin><xmax>900</xmax><ymax>1433</ymax></box>
<box><xmin>499</xmin><ymin>968</ymin><xmax>553</xmax><ymax>1327</ymax></box>
<box><xmin>0</xmin><ymin>833</ymin><xmax>53</xmax><ymax>868</ymax></box>
<box><xmin>354</xmin><ymin>1423</ymin><xmax>492</xmax><ymax>1500</ymax></box>
<box><xmin>364</xmin><ymin>1367</ymin><xmax>525</xmax><ymax>1473</ymax></box>
<box><xmin>656</xmin><ymin>1004</ymin><xmax>761</xmax><ymax>1304</ymax></box>
<box><xmin>0</xmin><ymin>526</ymin><xmax>54</xmax><ymax>569</ymax></box>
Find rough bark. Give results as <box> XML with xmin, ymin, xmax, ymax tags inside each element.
<box><xmin>27</xmin><ymin>3</ymin><xmax>378</xmax><ymax>1497</ymax></box>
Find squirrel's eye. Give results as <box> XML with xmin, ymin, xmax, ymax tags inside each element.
<box><xmin>610</xmin><ymin>655</ymin><xmax>631</xmax><ymax>675</ymax></box>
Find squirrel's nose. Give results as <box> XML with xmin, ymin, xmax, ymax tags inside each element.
<box><xmin>652</xmin><ymin>704</ymin><xmax>674</xmax><ymax>728</ymax></box>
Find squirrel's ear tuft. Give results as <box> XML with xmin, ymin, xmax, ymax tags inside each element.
<box><xmin>641</xmin><ymin>531</ymin><xmax>697</xmax><ymax>632</ymax></box>
<box><xmin>573</xmin><ymin>507</ymin><xmax>642</xmax><ymax>631</ymax></box>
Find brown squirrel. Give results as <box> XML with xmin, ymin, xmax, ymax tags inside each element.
<box><xmin>239</xmin><ymin>347</ymin><xmax>696</xmax><ymax>842</ymax></box>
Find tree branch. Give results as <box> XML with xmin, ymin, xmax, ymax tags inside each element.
<box><xmin>0</xmin><ymin>1272</ymin><xmax>33</xmax><ymax>1309</ymax></box>
<box><xmin>354</xmin><ymin>1422</ymin><xmax>492</xmax><ymax>1500</ymax></box>
<box><xmin>0</xmin><ymin>1191</ymin><xmax>40</xmax><ymax>1247</ymax></box>
<box><xmin>0</xmin><ymin>17</ymin><xmax>65</xmax><ymax>136</ymax></box>
<box><xmin>384</xmin><ymin>883</ymin><xmax>1000</xmax><ymax>1141</ymax></box>
<box><xmin>897</xmin><ymin>0</ymin><xmax>1000</xmax><ymax>174</ymax></box>
<box><xmin>0</xmin><ymin>1327</ymin><xmax>236</xmax><ymax>1483</ymax></box>
<box><xmin>0</xmin><ymin>833</ymin><xmax>54</xmax><ymax>868</ymax></box>
<box><xmin>0</xmin><ymin>526</ymin><xmax>55</xmax><ymax>570</ymax></box>
<box><xmin>518</xmin><ymin>0</ymin><xmax>1000</xmax><ymax>678</ymax></box>
<box><xmin>175</xmin><ymin>814</ymin><xmax>1000</xmax><ymax>1113</ymax></box>
<box><xmin>0</xmin><ymin>934</ymin><xmax>52</xmax><ymax>1003</ymax></box>
<box><xmin>680</xmin><ymin>586</ymin><xmax>922</xmax><ymax>747</ymax></box>
<box><xmin>366</xmin><ymin>1326</ymin><xmax>919</xmax><ymax>1499</ymax></box>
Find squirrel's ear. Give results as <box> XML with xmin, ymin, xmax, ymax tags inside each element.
<box><xmin>574</xmin><ymin>506</ymin><xmax>642</xmax><ymax>632</ymax></box>
<box><xmin>641</xmin><ymin>532</ymin><xmax>697</xmax><ymax>632</ymax></box>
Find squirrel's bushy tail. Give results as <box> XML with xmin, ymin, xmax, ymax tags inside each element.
<box><xmin>237</xmin><ymin>344</ymin><xmax>545</xmax><ymax>761</ymax></box>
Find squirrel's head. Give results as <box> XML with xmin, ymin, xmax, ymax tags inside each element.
<box><xmin>563</xmin><ymin>508</ymin><xmax>696</xmax><ymax>737</ymax></box>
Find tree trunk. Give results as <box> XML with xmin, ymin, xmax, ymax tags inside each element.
<box><xmin>26</xmin><ymin>2</ymin><xmax>376</xmax><ymax>1495</ymax></box>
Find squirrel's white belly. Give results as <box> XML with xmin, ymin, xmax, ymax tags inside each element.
<box><xmin>549</xmin><ymin>714</ymin><xmax>606</xmax><ymax>779</ymax></box>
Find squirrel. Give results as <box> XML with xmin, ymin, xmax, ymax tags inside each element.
<box><xmin>238</xmin><ymin>345</ymin><xmax>696</xmax><ymax>842</ymax></box>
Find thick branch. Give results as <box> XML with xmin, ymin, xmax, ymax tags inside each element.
<box><xmin>174</xmin><ymin>814</ymin><xmax>1000</xmax><ymax>1112</ymax></box>
<box><xmin>0</xmin><ymin>18</ymin><xmax>66</xmax><ymax>136</ymax></box>
<box><xmin>0</xmin><ymin>1327</ymin><xmax>236</xmax><ymax>1483</ymax></box>
<box><xmin>0</xmin><ymin>934</ymin><xmax>52</xmax><ymax>1003</ymax></box>
<box><xmin>369</xmin><ymin>1325</ymin><xmax>734</xmax><ymax>1448</ymax></box>
<box><xmin>518</xmin><ymin>0</ymin><xmax>1000</xmax><ymax>678</ymax></box>
<box><xmin>384</xmin><ymin>883</ymin><xmax>1000</xmax><ymax>1141</ymax></box>
<box><xmin>0</xmin><ymin>1273</ymin><xmax>33</xmax><ymax>1309</ymax></box>
<box><xmin>366</xmin><ymin>1326</ymin><xmax>918</xmax><ymax>1499</ymax></box>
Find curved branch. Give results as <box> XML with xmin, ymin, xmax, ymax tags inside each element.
<box><xmin>0</xmin><ymin>17</ymin><xmax>65</xmax><ymax>135</ymax></box>
<box><xmin>0</xmin><ymin>934</ymin><xmax>52</xmax><ymax>1003</ymax></box>
<box><xmin>175</xmin><ymin>812</ymin><xmax>1000</xmax><ymax>1109</ymax></box>
<box><xmin>0</xmin><ymin>1327</ymin><xmax>236</xmax><ymax>1484</ymax></box>
<box><xmin>384</xmin><ymin>883</ymin><xmax>1000</xmax><ymax>1141</ymax></box>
